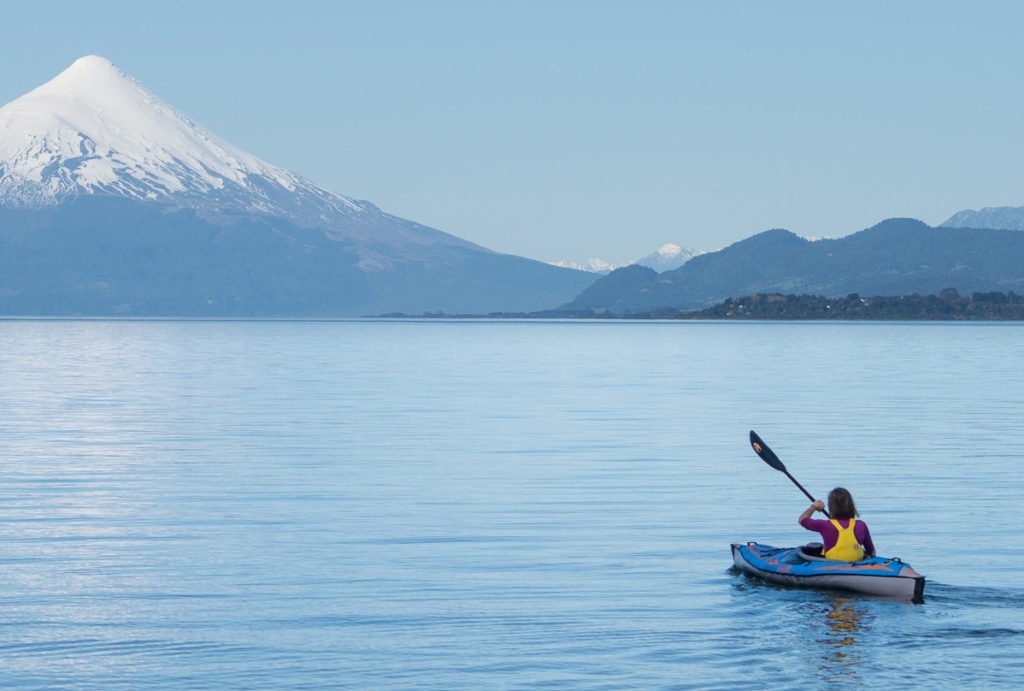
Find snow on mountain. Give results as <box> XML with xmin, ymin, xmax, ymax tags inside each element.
<box><xmin>942</xmin><ymin>206</ymin><xmax>1024</xmax><ymax>231</ymax></box>
<box><xmin>0</xmin><ymin>56</ymin><xmax>595</xmax><ymax>316</ymax></box>
<box><xmin>551</xmin><ymin>243</ymin><xmax>702</xmax><ymax>275</ymax></box>
<box><xmin>548</xmin><ymin>257</ymin><xmax>630</xmax><ymax>274</ymax></box>
<box><xmin>0</xmin><ymin>56</ymin><xmax>394</xmax><ymax>228</ymax></box>
<box><xmin>635</xmin><ymin>243</ymin><xmax>703</xmax><ymax>272</ymax></box>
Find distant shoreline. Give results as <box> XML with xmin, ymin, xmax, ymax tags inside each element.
<box><xmin>376</xmin><ymin>289</ymin><xmax>1024</xmax><ymax>321</ymax></box>
<box><xmin>4</xmin><ymin>290</ymin><xmax>1024</xmax><ymax>322</ymax></box>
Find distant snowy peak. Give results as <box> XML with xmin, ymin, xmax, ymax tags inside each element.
<box><xmin>635</xmin><ymin>243</ymin><xmax>703</xmax><ymax>272</ymax></box>
<box><xmin>942</xmin><ymin>205</ymin><xmax>1024</xmax><ymax>231</ymax></box>
<box><xmin>550</xmin><ymin>243</ymin><xmax>703</xmax><ymax>275</ymax></box>
<box><xmin>0</xmin><ymin>55</ymin><xmax>367</xmax><ymax>222</ymax></box>
<box><xmin>548</xmin><ymin>257</ymin><xmax>630</xmax><ymax>274</ymax></box>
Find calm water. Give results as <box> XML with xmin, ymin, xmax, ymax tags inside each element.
<box><xmin>0</xmin><ymin>320</ymin><xmax>1022</xmax><ymax>688</ymax></box>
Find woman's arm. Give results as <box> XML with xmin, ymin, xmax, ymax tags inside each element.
<box><xmin>798</xmin><ymin>499</ymin><xmax>825</xmax><ymax>525</ymax></box>
<box><xmin>861</xmin><ymin>523</ymin><xmax>876</xmax><ymax>556</ymax></box>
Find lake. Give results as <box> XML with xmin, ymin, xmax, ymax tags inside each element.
<box><xmin>0</xmin><ymin>319</ymin><xmax>1021</xmax><ymax>688</ymax></box>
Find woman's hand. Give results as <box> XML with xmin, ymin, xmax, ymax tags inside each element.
<box><xmin>799</xmin><ymin>500</ymin><xmax>824</xmax><ymax>524</ymax></box>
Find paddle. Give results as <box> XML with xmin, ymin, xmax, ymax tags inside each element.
<box><xmin>748</xmin><ymin>430</ymin><xmax>829</xmax><ymax>518</ymax></box>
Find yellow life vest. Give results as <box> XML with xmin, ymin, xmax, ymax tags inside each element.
<box><xmin>824</xmin><ymin>518</ymin><xmax>866</xmax><ymax>562</ymax></box>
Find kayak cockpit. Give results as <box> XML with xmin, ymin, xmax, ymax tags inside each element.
<box><xmin>793</xmin><ymin>543</ymin><xmax>866</xmax><ymax>563</ymax></box>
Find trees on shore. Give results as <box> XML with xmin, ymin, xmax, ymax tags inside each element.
<box><xmin>679</xmin><ymin>290</ymin><xmax>1024</xmax><ymax>320</ymax></box>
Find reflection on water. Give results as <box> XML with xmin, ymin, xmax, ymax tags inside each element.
<box><xmin>729</xmin><ymin>577</ymin><xmax>872</xmax><ymax>686</ymax></box>
<box><xmin>818</xmin><ymin>597</ymin><xmax>868</xmax><ymax>682</ymax></box>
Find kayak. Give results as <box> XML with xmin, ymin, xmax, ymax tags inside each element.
<box><xmin>731</xmin><ymin>542</ymin><xmax>925</xmax><ymax>602</ymax></box>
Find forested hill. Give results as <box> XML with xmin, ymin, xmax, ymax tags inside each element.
<box><xmin>558</xmin><ymin>218</ymin><xmax>1024</xmax><ymax>314</ymax></box>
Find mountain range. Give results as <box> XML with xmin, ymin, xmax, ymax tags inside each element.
<box><xmin>550</xmin><ymin>243</ymin><xmax>703</xmax><ymax>275</ymax></box>
<box><xmin>561</xmin><ymin>218</ymin><xmax>1024</xmax><ymax>314</ymax></box>
<box><xmin>0</xmin><ymin>56</ymin><xmax>594</xmax><ymax>316</ymax></box>
<box><xmin>5</xmin><ymin>57</ymin><xmax>1024</xmax><ymax>319</ymax></box>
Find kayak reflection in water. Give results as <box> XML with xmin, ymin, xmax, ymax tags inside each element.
<box><xmin>825</xmin><ymin>597</ymin><xmax>862</xmax><ymax>649</ymax></box>
<box><xmin>818</xmin><ymin>597</ymin><xmax>869</xmax><ymax>683</ymax></box>
<box><xmin>798</xmin><ymin>488</ymin><xmax>876</xmax><ymax>561</ymax></box>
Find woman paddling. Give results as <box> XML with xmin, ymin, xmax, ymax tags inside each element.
<box><xmin>799</xmin><ymin>487</ymin><xmax>876</xmax><ymax>561</ymax></box>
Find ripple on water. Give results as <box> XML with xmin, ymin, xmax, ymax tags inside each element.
<box><xmin>0</xmin><ymin>320</ymin><xmax>1023</xmax><ymax>687</ymax></box>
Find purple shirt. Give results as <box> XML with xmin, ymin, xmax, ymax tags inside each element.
<box><xmin>800</xmin><ymin>517</ymin><xmax>875</xmax><ymax>556</ymax></box>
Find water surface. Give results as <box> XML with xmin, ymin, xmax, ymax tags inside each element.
<box><xmin>0</xmin><ymin>320</ymin><xmax>1021</xmax><ymax>688</ymax></box>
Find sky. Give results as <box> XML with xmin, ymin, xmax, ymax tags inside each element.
<box><xmin>1</xmin><ymin>0</ymin><xmax>1023</xmax><ymax>264</ymax></box>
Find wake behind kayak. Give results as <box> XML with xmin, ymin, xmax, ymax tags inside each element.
<box><xmin>732</xmin><ymin>542</ymin><xmax>925</xmax><ymax>602</ymax></box>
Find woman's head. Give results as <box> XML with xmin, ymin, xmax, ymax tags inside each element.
<box><xmin>828</xmin><ymin>487</ymin><xmax>859</xmax><ymax>520</ymax></box>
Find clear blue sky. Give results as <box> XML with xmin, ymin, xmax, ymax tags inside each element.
<box><xmin>1</xmin><ymin>0</ymin><xmax>1022</xmax><ymax>263</ymax></box>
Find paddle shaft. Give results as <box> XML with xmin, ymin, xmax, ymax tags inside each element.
<box><xmin>781</xmin><ymin>468</ymin><xmax>828</xmax><ymax>517</ymax></box>
<box><xmin>749</xmin><ymin>430</ymin><xmax>830</xmax><ymax>519</ymax></box>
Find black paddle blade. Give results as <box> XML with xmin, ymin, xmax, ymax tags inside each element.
<box><xmin>749</xmin><ymin>430</ymin><xmax>787</xmax><ymax>472</ymax></box>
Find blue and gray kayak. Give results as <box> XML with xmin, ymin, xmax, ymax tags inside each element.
<box><xmin>731</xmin><ymin>542</ymin><xmax>925</xmax><ymax>602</ymax></box>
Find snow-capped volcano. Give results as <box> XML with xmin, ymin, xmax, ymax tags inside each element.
<box><xmin>0</xmin><ymin>55</ymin><xmax>368</xmax><ymax>223</ymax></box>
<box><xmin>0</xmin><ymin>56</ymin><xmax>594</xmax><ymax>316</ymax></box>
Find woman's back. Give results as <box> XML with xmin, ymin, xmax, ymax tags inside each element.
<box><xmin>798</xmin><ymin>488</ymin><xmax>876</xmax><ymax>560</ymax></box>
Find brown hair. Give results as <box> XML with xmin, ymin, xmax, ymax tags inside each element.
<box><xmin>828</xmin><ymin>487</ymin><xmax>859</xmax><ymax>520</ymax></box>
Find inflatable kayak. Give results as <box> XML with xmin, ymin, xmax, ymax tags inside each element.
<box><xmin>731</xmin><ymin>542</ymin><xmax>925</xmax><ymax>602</ymax></box>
